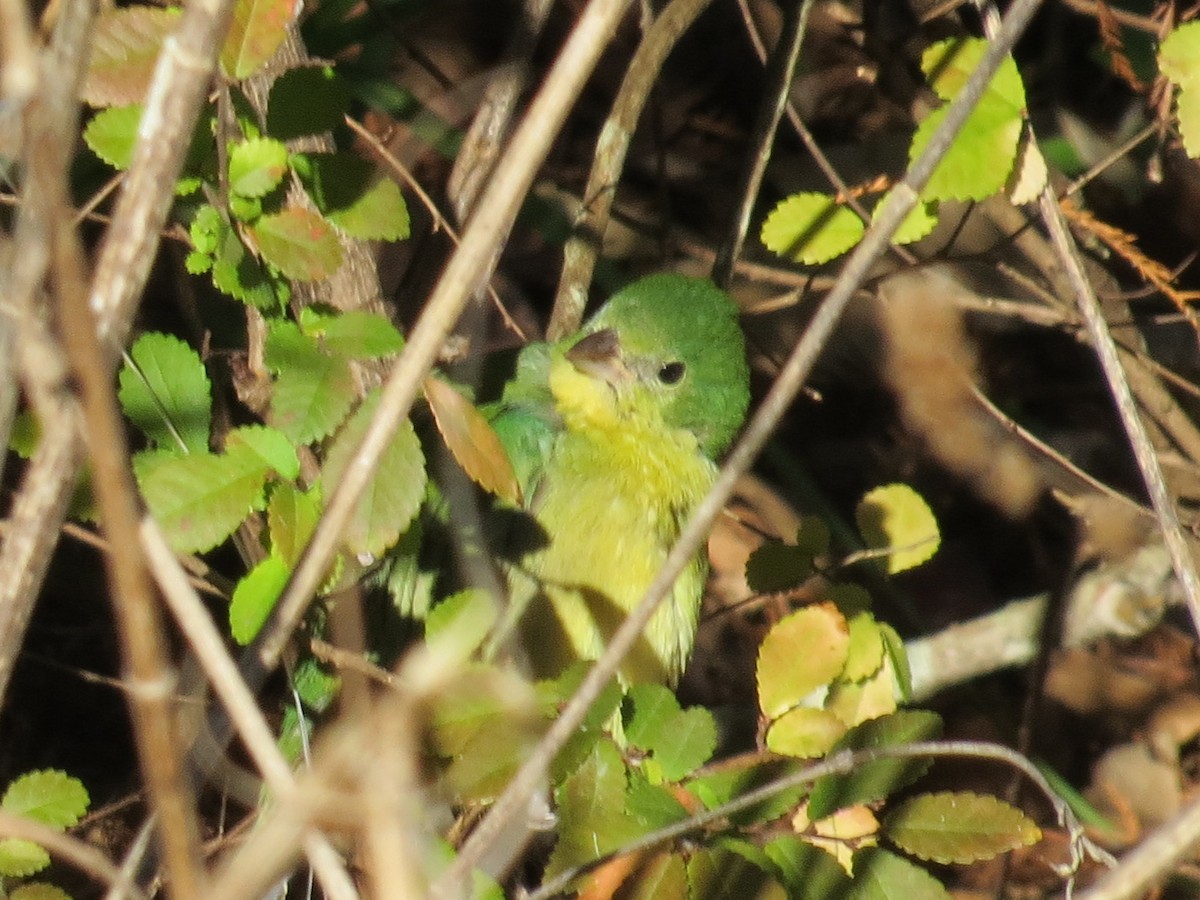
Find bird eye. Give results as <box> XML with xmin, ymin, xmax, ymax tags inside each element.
<box><xmin>658</xmin><ymin>361</ymin><xmax>686</xmax><ymax>385</ymax></box>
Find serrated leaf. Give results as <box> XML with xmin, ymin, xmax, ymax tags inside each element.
<box><xmin>264</xmin><ymin>320</ymin><xmax>356</xmax><ymax>443</ymax></box>
<box><xmin>221</xmin><ymin>0</ymin><xmax>298</xmax><ymax>79</ymax></box>
<box><xmin>228</xmin><ymin>137</ymin><xmax>290</xmax><ymax>198</ymax></box>
<box><xmin>82</xmin><ymin>6</ymin><xmax>181</xmax><ymax>107</ymax></box>
<box><xmin>873</xmin><ymin>189</ymin><xmax>939</xmax><ymax>246</ymax></box>
<box><xmin>626</xmin><ymin>773</ymin><xmax>689</xmax><ymax>831</ymax></box>
<box><xmin>301</xmin><ymin>308</ymin><xmax>406</xmax><ymax>359</ymax></box>
<box><xmin>879</xmin><ymin>622</ymin><xmax>912</xmax><ymax>701</ymax></box>
<box><xmin>2</xmin><ymin>770</ymin><xmax>90</xmax><ymax>828</ymax></box>
<box><xmin>1007</xmin><ymin>127</ymin><xmax>1049</xmax><ymax>205</ymax></box>
<box><xmin>211</xmin><ymin>220</ymin><xmax>288</xmax><ymax>310</ymax></box>
<box><xmin>765</xmin><ymin>707</ymin><xmax>847</xmax><ymax>759</ymax></box>
<box><xmin>295</xmin><ymin>152</ymin><xmax>410</xmax><ymax>241</ymax></box>
<box><xmin>119</xmin><ymin>332</ymin><xmax>212</xmax><ymax>454</ymax></box>
<box><xmin>745</xmin><ymin>539</ymin><xmax>817</xmax><ymax>594</ymax></box>
<box><xmin>0</xmin><ymin>840</ymin><xmax>49</xmax><ymax>877</ymax></box>
<box><xmin>83</xmin><ymin>104</ymin><xmax>142</xmax><ymax>169</ymax></box>
<box><xmin>136</xmin><ymin>444</ymin><xmax>271</xmax><ymax>554</ymax></box>
<box><xmin>855</xmin><ymin>484</ymin><xmax>940</xmax><ymax>574</ymax></box>
<box><xmin>267</xmin><ymin>483</ymin><xmax>320</xmax><ymax>566</ymax></box>
<box><xmin>825</xmin><ymin>656</ymin><xmax>898</xmax><ymax>727</ymax></box>
<box><xmin>757</xmin><ymin>603</ymin><xmax>849</xmax><ymax>718</ymax></box>
<box><xmin>807</xmin><ymin>710</ymin><xmax>942</xmax><ymax>820</ymax></box>
<box><xmin>319</xmin><ymin>389</ymin><xmax>427</xmax><ymax>559</ymax></box>
<box><xmin>425</xmin><ymin>376</ymin><xmax>521</xmax><ymax>505</ymax></box>
<box><xmin>687</xmin><ymin>843</ymin><xmax>789</xmax><ymax>900</ymax></box>
<box><xmin>548</xmin><ymin>738</ymin><xmax>640</xmax><ymax>878</ymax></box>
<box><xmin>230</xmin><ymin>555</ymin><xmax>289</xmax><ymax>644</ymax></box>
<box><xmin>624</xmin><ymin>684</ymin><xmax>716</xmax><ymax>781</ymax></box>
<box><xmin>1159</xmin><ymin>23</ymin><xmax>1200</xmax><ymax>157</ymax></box>
<box><xmin>226</xmin><ymin>425</ymin><xmax>299</xmax><ymax>480</ymax></box>
<box><xmin>762</xmin><ymin>836</ymin><xmax>853</xmax><ymax>900</ymax></box>
<box><xmin>795</xmin><ymin>804</ymin><xmax>879</xmax><ymax>876</ymax></box>
<box><xmin>844</xmin><ymin>848</ymin><xmax>951</xmax><ymax>899</ymax></box>
<box><xmin>267</xmin><ymin>66</ymin><xmax>352</xmax><ymax>140</ymax></box>
<box><xmin>761</xmin><ymin>192</ymin><xmax>864</xmax><ymax>265</ymax></box>
<box><xmin>843</xmin><ymin>613</ymin><xmax>885</xmax><ymax>682</ymax></box>
<box><xmin>882</xmin><ymin>791</ymin><xmax>1042</xmax><ymax>864</ymax></box>
<box><xmin>251</xmin><ymin>206</ymin><xmax>343</xmax><ymax>281</ymax></box>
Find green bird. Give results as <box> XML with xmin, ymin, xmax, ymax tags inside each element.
<box><xmin>489</xmin><ymin>273</ymin><xmax>750</xmax><ymax>687</ymax></box>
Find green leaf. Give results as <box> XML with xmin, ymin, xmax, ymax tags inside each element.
<box><xmin>136</xmin><ymin>444</ymin><xmax>271</xmax><ymax>554</ymax></box>
<box><xmin>425</xmin><ymin>376</ymin><xmax>521</xmax><ymax>505</ymax></box>
<box><xmin>209</xmin><ymin>213</ymin><xmax>289</xmax><ymax>310</ymax></box>
<box><xmin>221</xmin><ymin>0</ymin><xmax>299</xmax><ymax>79</ymax></box>
<box><xmin>764</xmin><ymin>707</ymin><xmax>847</xmax><ymax>759</ymax></box>
<box><xmin>83</xmin><ymin>104</ymin><xmax>142</xmax><ymax>169</ymax></box>
<box><xmin>251</xmin><ymin>206</ymin><xmax>343</xmax><ymax>281</ymax></box>
<box><xmin>757</xmin><ymin>604</ymin><xmax>849</xmax><ymax>719</ymax></box>
<box><xmin>319</xmin><ymin>389</ymin><xmax>427</xmax><ymax>560</ymax></box>
<box><xmin>0</xmin><ymin>840</ymin><xmax>49</xmax><ymax>878</ymax></box>
<box><xmin>879</xmin><ymin>623</ymin><xmax>912</xmax><ymax>701</ymax></box>
<box><xmin>266</xmin><ymin>483</ymin><xmax>321</xmax><ymax>566</ymax></box>
<box><xmin>11</xmin><ymin>884</ymin><xmax>73</xmax><ymax>900</ymax></box>
<box><xmin>874</xmin><ymin>189</ymin><xmax>939</xmax><ymax>246</ymax></box>
<box><xmin>300</xmin><ymin>308</ymin><xmax>406</xmax><ymax>359</ymax></box>
<box><xmin>855</xmin><ymin>483</ymin><xmax>940</xmax><ymax>574</ymax></box>
<box><xmin>624</xmin><ymin>684</ymin><xmax>717</xmax><ymax>781</ymax></box>
<box><xmin>82</xmin><ymin>6</ymin><xmax>181</xmax><ymax>106</ymax></box>
<box><xmin>844</xmin><ymin>848</ymin><xmax>950</xmax><ymax>899</ymax></box>
<box><xmin>119</xmin><ymin>332</ymin><xmax>212</xmax><ymax>454</ymax></box>
<box><xmin>267</xmin><ymin>65</ymin><xmax>352</xmax><ymax>140</ymax></box>
<box><xmin>425</xmin><ymin>589</ymin><xmax>498</xmax><ymax>665</ymax></box>
<box><xmin>1159</xmin><ymin>22</ymin><xmax>1200</xmax><ymax>157</ymax></box>
<box><xmin>548</xmin><ymin>738</ymin><xmax>639</xmax><ymax>878</ymax></box>
<box><xmin>626</xmin><ymin>773</ymin><xmax>689</xmax><ymax>831</ymax></box>
<box><xmin>226</xmin><ymin>425</ymin><xmax>299</xmax><ymax>480</ymax></box>
<box><xmin>842</xmin><ymin>613</ymin><xmax>885</xmax><ymax>682</ymax></box>
<box><xmin>264</xmin><ymin>320</ymin><xmax>356</xmax><ymax>444</ymax></box>
<box><xmin>807</xmin><ymin>710</ymin><xmax>942</xmax><ymax>820</ymax></box>
<box><xmin>687</xmin><ymin>843</ymin><xmax>790</xmax><ymax>900</ymax></box>
<box><xmin>2</xmin><ymin>770</ymin><xmax>90</xmax><ymax>827</ymax></box>
<box><xmin>882</xmin><ymin>791</ymin><xmax>1042</xmax><ymax>864</ymax></box>
<box><xmin>687</xmin><ymin>757</ymin><xmax>809</xmax><ymax>826</ymax></box>
<box><xmin>911</xmin><ymin>37</ymin><xmax>1026</xmax><ymax>202</ymax></box>
<box><xmin>230</xmin><ymin>555</ymin><xmax>289</xmax><ymax>644</ymax></box>
<box><xmin>761</xmin><ymin>192</ymin><xmax>864</xmax><ymax>265</ymax></box>
<box><xmin>228</xmin><ymin>137</ymin><xmax>290</xmax><ymax>199</ymax></box>
<box><xmin>764</xmin><ymin>836</ymin><xmax>853</xmax><ymax>900</ymax></box>
<box><xmin>295</xmin><ymin>152</ymin><xmax>410</xmax><ymax>241</ymax></box>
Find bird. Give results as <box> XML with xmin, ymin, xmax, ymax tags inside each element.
<box><xmin>489</xmin><ymin>272</ymin><xmax>750</xmax><ymax>688</ymax></box>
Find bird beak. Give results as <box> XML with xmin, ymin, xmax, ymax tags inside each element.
<box><xmin>565</xmin><ymin>328</ymin><xmax>630</xmax><ymax>387</ymax></box>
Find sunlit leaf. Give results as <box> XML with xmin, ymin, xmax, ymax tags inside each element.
<box><xmin>548</xmin><ymin>739</ymin><xmax>640</xmax><ymax>878</ymax></box>
<box><xmin>844</xmin><ymin>848</ymin><xmax>951</xmax><ymax>899</ymax></box>
<box><xmin>228</xmin><ymin>136</ymin><xmax>289</xmax><ymax>199</ymax></box>
<box><xmin>761</xmin><ymin>192</ymin><xmax>864</xmax><ymax>265</ymax></box>
<box><xmin>425</xmin><ymin>376</ymin><xmax>521</xmax><ymax>505</ymax></box>
<box><xmin>624</xmin><ymin>684</ymin><xmax>717</xmax><ymax>781</ymax></box>
<box><xmin>1159</xmin><ymin>22</ymin><xmax>1200</xmax><ymax>157</ymax></box>
<box><xmin>82</xmin><ymin>6</ymin><xmax>181</xmax><ymax>107</ymax></box>
<box><xmin>226</xmin><ymin>424</ymin><xmax>298</xmax><ymax>480</ymax></box>
<box><xmin>119</xmin><ymin>331</ymin><xmax>212</xmax><ymax>454</ymax></box>
<box><xmin>765</xmin><ymin>707</ymin><xmax>847</xmax><ymax>759</ymax></box>
<box><xmin>251</xmin><ymin>206</ymin><xmax>343</xmax><ymax>281</ymax></box>
<box><xmin>882</xmin><ymin>791</ymin><xmax>1042</xmax><ymax>864</ymax></box>
<box><xmin>295</xmin><ymin>152</ymin><xmax>410</xmax><ymax>241</ymax></box>
<box><xmin>83</xmin><ymin>104</ymin><xmax>142</xmax><ymax>169</ymax></box>
<box><xmin>264</xmin><ymin>320</ymin><xmax>356</xmax><ymax>444</ymax></box>
<box><xmin>266</xmin><ymin>483</ymin><xmax>321</xmax><ymax>567</ymax></box>
<box><xmin>1</xmin><ymin>770</ymin><xmax>89</xmax><ymax>828</ymax></box>
<box><xmin>230</xmin><ymin>555</ymin><xmax>289</xmax><ymax>644</ymax></box>
<box><xmin>855</xmin><ymin>483</ymin><xmax>940</xmax><ymax>575</ymax></box>
<box><xmin>221</xmin><ymin>0</ymin><xmax>299</xmax><ymax>79</ymax></box>
<box><xmin>757</xmin><ymin>603</ymin><xmax>849</xmax><ymax>719</ymax></box>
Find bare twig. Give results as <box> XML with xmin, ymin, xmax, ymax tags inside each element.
<box><xmin>550</xmin><ymin>0</ymin><xmax>716</xmax><ymax>338</ymax></box>
<box><xmin>437</xmin><ymin>0</ymin><xmax>1046</xmax><ymax>893</ymax></box>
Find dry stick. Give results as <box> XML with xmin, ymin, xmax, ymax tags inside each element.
<box><xmin>531</xmin><ymin>740</ymin><xmax>1105</xmax><ymax>900</ymax></box>
<box><xmin>0</xmin><ymin>0</ymin><xmax>237</xmax><ymax>706</ymax></box>
<box><xmin>435</xmin><ymin>0</ymin><xmax>1046</xmax><ymax>893</ymax></box>
<box><xmin>711</xmin><ymin>0</ymin><xmax>812</xmax><ymax>288</ymax></box>
<box><xmin>0</xmin><ymin>809</ymin><xmax>148</xmax><ymax>900</ymax></box>
<box><xmin>550</xmin><ymin>0</ymin><xmax>716</xmax><ymax>339</ymax></box>
<box><xmin>140</xmin><ymin>521</ymin><xmax>360</xmax><ymax>900</ymax></box>
<box><xmin>248</xmin><ymin>0</ymin><xmax>635</xmax><ymax>678</ymax></box>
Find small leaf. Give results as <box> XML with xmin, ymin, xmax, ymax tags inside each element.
<box><xmin>2</xmin><ymin>770</ymin><xmax>90</xmax><ymax>827</ymax></box>
<box><xmin>319</xmin><ymin>389</ymin><xmax>427</xmax><ymax>559</ymax></box>
<box><xmin>807</xmin><ymin>710</ymin><xmax>942</xmax><ymax>820</ymax></box>
<box><xmin>757</xmin><ymin>603</ymin><xmax>849</xmax><ymax>719</ymax></box>
<box><xmin>761</xmin><ymin>192</ymin><xmax>864</xmax><ymax>265</ymax></box>
<box><xmin>1159</xmin><ymin>23</ymin><xmax>1200</xmax><ymax>157</ymax></box>
<box><xmin>210</xmin><ymin>216</ymin><xmax>289</xmax><ymax>310</ymax></box>
<box><xmin>794</xmin><ymin>804</ymin><xmax>879</xmax><ymax>876</ymax></box>
<box><xmin>425</xmin><ymin>589</ymin><xmax>498</xmax><ymax>665</ymax></box>
<box><xmin>844</xmin><ymin>848</ymin><xmax>951</xmax><ymax>899</ymax></box>
<box><xmin>267</xmin><ymin>65</ymin><xmax>352</xmax><ymax>140</ymax></box>
<box><xmin>762</xmin><ymin>836</ymin><xmax>853</xmax><ymax>900</ymax></box>
<box><xmin>874</xmin><ymin>189</ymin><xmax>939</xmax><ymax>246</ymax></box>
<box><xmin>745</xmin><ymin>539</ymin><xmax>817</xmax><ymax>594</ymax></box>
<box><xmin>825</xmin><ymin>657</ymin><xmax>898</xmax><ymax>727</ymax></box>
<box><xmin>1007</xmin><ymin>127</ymin><xmax>1049</xmax><ymax>204</ymax></box>
<box><xmin>228</xmin><ymin>137</ymin><xmax>290</xmax><ymax>199</ymax></box>
<box><xmin>221</xmin><ymin>0</ymin><xmax>299</xmax><ymax>79</ymax></box>
<box><xmin>842</xmin><ymin>613</ymin><xmax>885</xmax><ymax>682</ymax></box>
<box><xmin>425</xmin><ymin>376</ymin><xmax>521</xmax><ymax>505</ymax></box>
<box><xmin>548</xmin><ymin>739</ymin><xmax>639</xmax><ymax>878</ymax></box>
<box><xmin>855</xmin><ymin>483</ymin><xmax>940</xmax><ymax>575</ymax></box>
<box><xmin>230</xmin><ymin>555</ymin><xmax>289</xmax><ymax>644</ymax></box>
<box><xmin>119</xmin><ymin>332</ymin><xmax>212</xmax><ymax>454</ymax></box>
<box><xmin>765</xmin><ymin>707</ymin><xmax>847</xmax><ymax>759</ymax></box>
<box><xmin>136</xmin><ymin>444</ymin><xmax>271</xmax><ymax>554</ymax></box>
<box><xmin>624</xmin><ymin>684</ymin><xmax>717</xmax><ymax>781</ymax></box>
<box><xmin>267</xmin><ymin>483</ymin><xmax>321</xmax><ymax>566</ymax></box>
<box><xmin>0</xmin><ymin>840</ymin><xmax>49</xmax><ymax>877</ymax></box>
<box><xmin>302</xmin><ymin>309</ymin><xmax>405</xmax><ymax>359</ymax></box>
<box><xmin>226</xmin><ymin>424</ymin><xmax>299</xmax><ymax>481</ymax></box>
<box><xmin>83</xmin><ymin>104</ymin><xmax>142</xmax><ymax>169</ymax></box>
<box><xmin>11</xmin><ymin>884</ymin><xmax>73</xmax><ymax>900</ymax></box>
<box><xmin>264</xmin><ymin>320</ymin><xmax>356</xmax><ymax>444</ymax></box>
<box><xmin>82</xmin><ymin>6</ymin><xmax>181</xmax><ymax>106</ymax></box>
<box><xmin>882</xmin><ymin>791</ymin><xmax>1042</xmax><ymax>864</ymax></box>
<box><xmin>251</xmin><ymin>206</ymin><xmax>343</xmax><ymax>281</ymax></box>
<box><xmin>295</xmin><ymin>152</ymin><xmax>410</xmax><ymax>241</ymax></box>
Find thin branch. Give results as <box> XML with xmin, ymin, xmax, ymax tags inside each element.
<box><xmin>437</xmin><ymin>0</ymin><xmax>1046</xmax><ymax>893</ymax></box>
<box><xmin>550</xmin><ymin>0</ymin><xmax>716</xmax><ymax>339</ymax></box>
